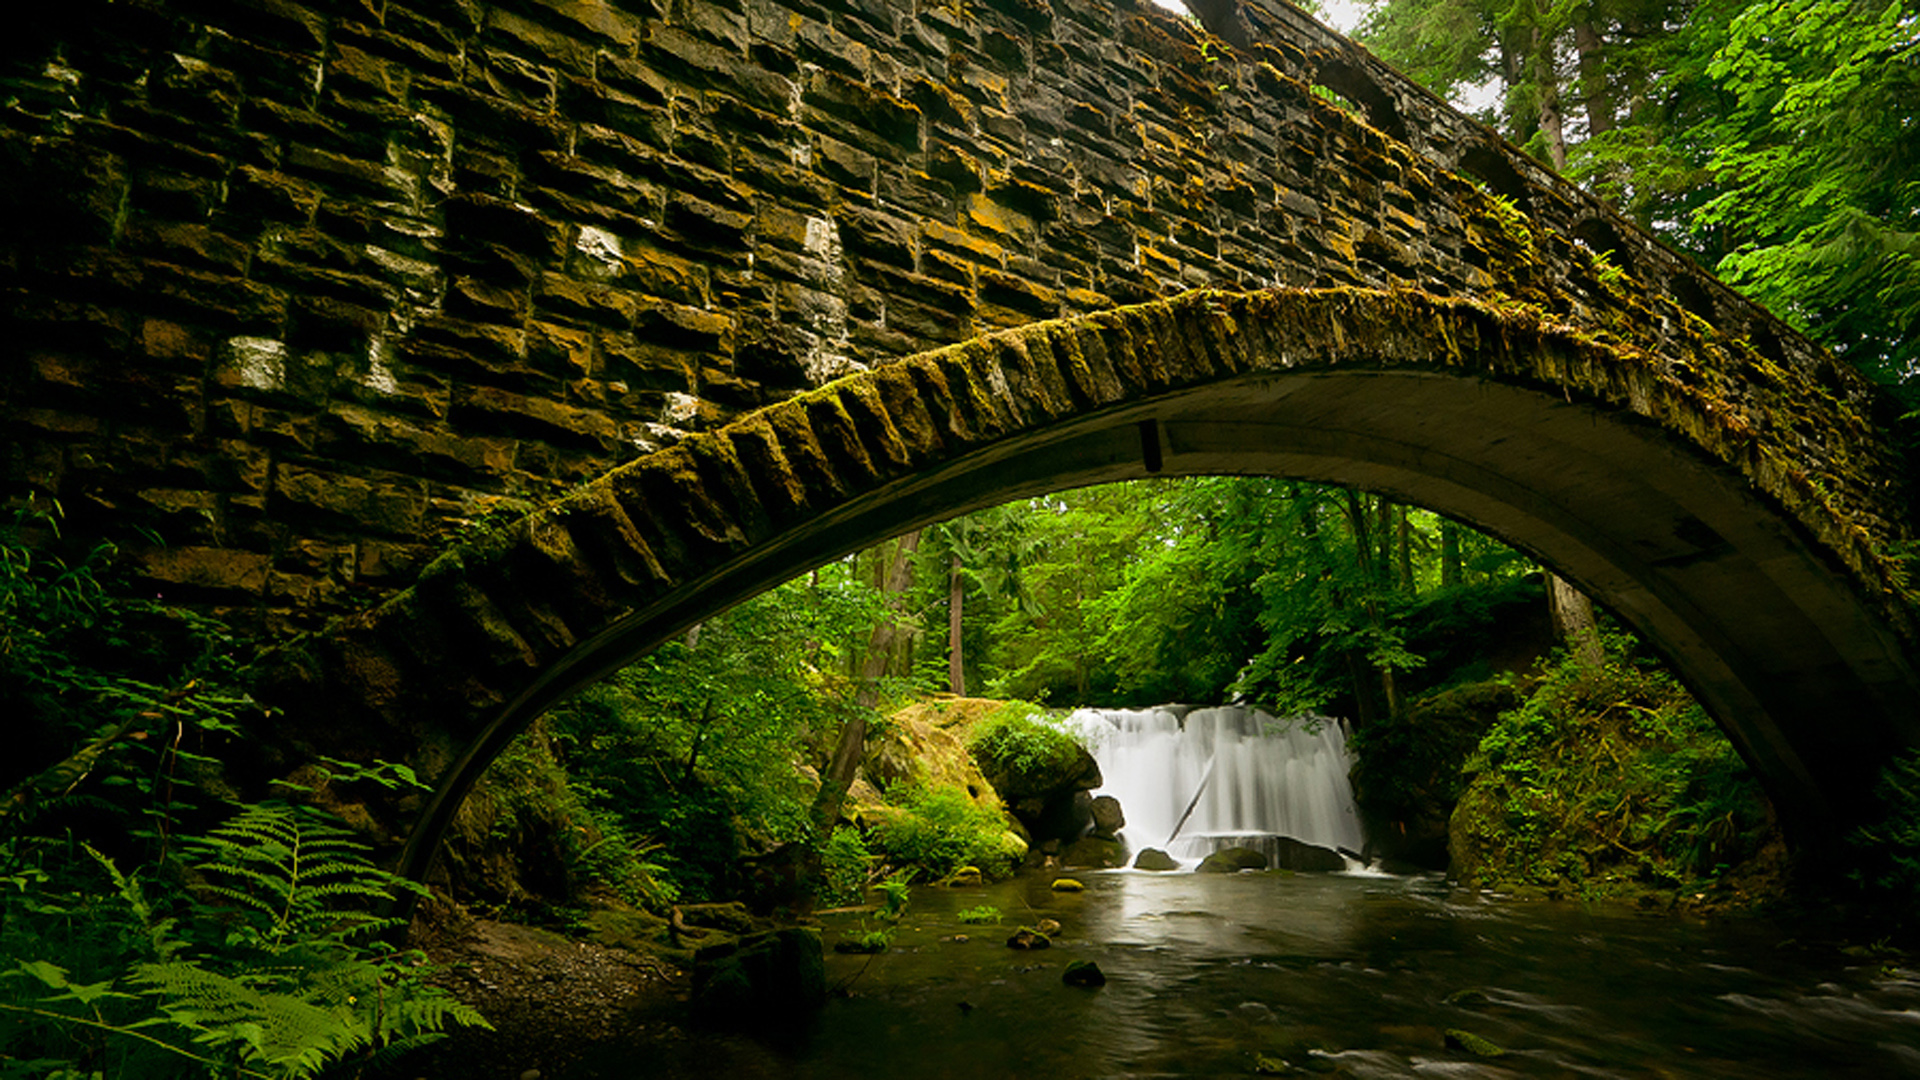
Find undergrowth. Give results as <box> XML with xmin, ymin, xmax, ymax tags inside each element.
<box><xmin>868</xmin><ymin>783</ymin><xmax>1022</xmax><ymax>881</ymax></box>
<box><xmin>1449</xmin><ymin>629</ymin><xmax>1781</xmax><ymax>905</ymax></box>
<box><xmin>0</xmin><ymin>501</ymin><xmax>486</xmax><ymax>1077</ymax></box>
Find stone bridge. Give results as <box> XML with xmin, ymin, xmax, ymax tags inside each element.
<box><xmin>2</xmin><ymin>0</ymin><xmax>1915</xmax><ymax>871</ymax></box>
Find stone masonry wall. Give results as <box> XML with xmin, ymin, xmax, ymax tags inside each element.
<box><xmin>0</xmin><ymin>0</ymin><xmax>1886</xmax><ymax>635</ymax></box>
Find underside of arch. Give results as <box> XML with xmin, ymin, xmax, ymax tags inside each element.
<box><xmin>247</xmin><ymin>288</ymin><xmax>1920</xmax><ymax>881</ymax></box>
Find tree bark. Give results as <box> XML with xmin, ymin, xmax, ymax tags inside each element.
<box><xmin>1574</xmin><ymin>20</ymin><xmax>1614</xmax><ymax>138</ymax></box>
<box><xmin>1548</xmin><ymin>572</ymin><xmax>1606</xmax><ymax>668</ymax></box>
<box><xmin>811</xmin><ymin>530</ymin><xmax>921</xmax><ymax>839</ymax></box>
<box><xmin>1396</xmin><ymin>505</ymin><xmax>1413</xmax><ymax>593</ymax></box>
<box><xmin>947</xmin><ymin>552</ymin><xmax>965</xmax><ymax>696</ymax></box>
<box><xmin>1440</xmin><ymin>520</ymin><xmax>1463</xmax><ymax>588</ymax></box>
<box><xmin>1534</xmin><ymin>21</ymin><xmax>1568</xmax><ymax>170</ymax></box>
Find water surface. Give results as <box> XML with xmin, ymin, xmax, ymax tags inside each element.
<box><xmin>612</xmin><ymin>871</ymin><xmax>1920</xmax><ymax>1078</ymax></box>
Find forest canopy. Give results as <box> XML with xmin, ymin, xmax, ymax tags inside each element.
<box><xmin>1355</xmin><ymin>0</ymin><xmax>1919</xmax><ymax>394</ymax></box>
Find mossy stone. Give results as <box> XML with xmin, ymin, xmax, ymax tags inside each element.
<box><xmin>1445</xmin><ymin>1028</ymin><xmax>1506</xmax><ymax>1058</ymax></box>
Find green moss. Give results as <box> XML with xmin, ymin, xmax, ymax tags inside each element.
<box><xmin>1445</xmin><ymin>1029</ymin><xmax>1505</xmax><ymax>1057</ymax></box>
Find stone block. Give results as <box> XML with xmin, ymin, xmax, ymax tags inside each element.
<box><xmin>184</xmin><ymin>0</ymin><xmax>327</xmax><ymax>54</ymax></box>
<box><xmin>598</xmin><ymin>334</ymin><xmax>696</xmax><ymax>393</ymax></box>
<box><xmin>480</xmin><ymin>9</ymin><xmax>595</xmax><ymax>78</ymax></box>
<box><xmin>801</xmin><ymin>70</ymin><xmax>923</xmax><ymax>151</ymax></box>
<box><xmin>663</xmin><ymin>192</ymin><xmax>753</xmax><ymax>254</ymax></box>
<box><xmin>274</xmin><ymin>463</ymin><xmax>427</xmax><ymax>536</ymax></box>
<box><xmin>633</xmin><ymin>300</ymin><xmax>732</xmax><ymax>352</ymax></box>
<box><xmin>837</xmin><ymin>205</ymin><xmax>918</xmax><ymax>269</ymax></box>
<box><xmin>534</xmin><ymin>274</ymin><xmax>639</xmax><ymax>330</ymax></box>
<box><xmin>452</xmin><ymin>384</ymin><xmax>619</xmax><ymax>452</ymax></box>
<box><xmin>137</xmin><ymin>544</ymin><xmax>271</xmax><ymax>599</ymax></box>
<box><xmin>0</xmin><ymin>135</ymin><xmax>129</xmax><ymax>246</ymax></box>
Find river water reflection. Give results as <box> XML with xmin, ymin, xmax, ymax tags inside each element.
<box><xmin>621</xmin><ymin>871</ymin><xmax>1920</xmax><ymax>1078</ymax></box>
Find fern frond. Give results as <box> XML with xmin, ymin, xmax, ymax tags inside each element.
<box><xmin>131</xmin><ymin>959</ymin><xmax>372</xmax><ymax>1073</ymax></box>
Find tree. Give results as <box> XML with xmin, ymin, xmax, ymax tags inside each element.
<box><xmin>1363</xmin><ymin>0</ymin><xmax>1919</xmax><ymax>392</ymax></box>
<box><xmin>810</xmin><ymin>531</ymin><xmax>921</xmax><ymax>839</ymax></box>
<box><xmin>1690</xmin><ymin>0</ymin><xmax>1920</xmax><ymax>388</ymax></box>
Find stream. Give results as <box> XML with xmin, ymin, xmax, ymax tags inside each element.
<box><xmin>605</xmin><ymin>869</ymin><xmax>1920</xmax><ymax>1078</ymax></box>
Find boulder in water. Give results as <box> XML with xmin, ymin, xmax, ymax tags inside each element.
<box><xmin>1196</xmin><ymin>846</ymin><xmax>1269</xmax><ymax>873</ymax></box>
<box><xmin>1062</xmin><ymin>960</ymin><xmax>1106</xmax><ymax>987</ymax></box>
<box><xmin>1007</xmin><ymin>927</ymin><xmax>1051</xmax><ymax>949</ymax></box>
<box><xmin>1267</xmin><ymin>836</ymin><xmax>1348</xmax><ymax>872</ymax></box>
<box><xmin>1050</xmin><ymin>877</ymin><xmax>1086</xmax><ymax>892</ymax></box>
<box><xmin>945</xmin><ymin>866</ymin><xmax>984</xmax><ymax>886</ymax></box>
<box><xmin>1060</xmin><ymin>835</ymin><xmax>1126</xmax><ymax>869</ymax></box>
<box><xmin>1445</xmin><ymin>1028</ymin><xmax>1506</xmax><ymax>1058</ymax></box>
<box><xmin>1090</xmin><ymin>795</ymin><xmax>1125</xmax><ymax>838</ymax></box>
<box><xmin>1035</xmin><ymin>918</ymin><xmax>1062</xmax><ymax>936</ymax></box>
<box><xmin>1021</xmin><ymin>788</ymin><xmax>1097</xmax><ymax>851</ymax></box>
<box><xmin>692</xmin><ymin>928</ymin><xmax>826</xmax><ymax>1021</ymax></box>
<box><xmin>1133</xmin><ymin>848</ymin><xmax>1180</xmax><ymax>871</ymax></box>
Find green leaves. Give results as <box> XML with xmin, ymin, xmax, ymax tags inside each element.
<box><xmin>4</xmin><ymin>821</ymin><xmax>485</xmax><ymax>1079</ymax></box>
<box><xmin>1690</xmin><ymin>0</ymin><xmax>1920</xmax><ymax>383</ymax></box>
<box><xmin>182</xmin><ymin>803</ymin><xmax>415</xmax><ymax>952</ymax></box>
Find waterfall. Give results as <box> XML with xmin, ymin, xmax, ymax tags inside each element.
<box><xmin>1069</xmin><ymin>706</ymin><xmax>1366</xmax><ymax>866</ymax></box>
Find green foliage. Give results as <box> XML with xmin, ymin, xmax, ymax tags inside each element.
<box><xmin>1362</xmin><ymin>0</ymin><xmax>1919</xmax><ymax>394</ymax></box>
<box><xmin>818</xmin><ymin>827</ymin><xmax>875</xmax><ymax>908</ymax></box>
<box><xmin>874</xmin><ymin>871</ymin><xmax>912</xmax><ymax>922</ymax></box>
<box><xmin>533</xmin><ymin>571</ymin><xmax>886</xmax><ymax>906</ymax></box>
<box><xmin>908</xmin><ymin>477</ymin><xmax>1533</xmax><ymax>723</ymax></box>
<box><xmin>835</xmin><ymin>929</ymin><xmax>891</xmax><ymax>954</ymax></box>
<box><xmin>1</xmin><ymin>504</ymin><xmax>486</xmax><ymax>1078</ymax></box>
<box><xmin>1</xmin><ymin>501</ymin><xmax>253</xmax><ymax>843</ymax></box>
<box><xmin>1450</xmin><ymin>629</ymin><xmax>1777</xmax><ymax>900</ymax></box>
<box><xmin>967</xmin><ymin>703</ymin><xmax>1084</xmax><ymax>794</ymax></box>
<box><xmin>869</xmin><ymin>784</ymin><xmax>1021</xmax><ymax>881</ymax></box>
<box><xmin>1845</xmin><ymin>748</ymin><xmax>1920</xmax><ymax>915</ymax></box>
<box><xmin>1692</xmin><ymin>0</ymin><xmax>1920</xmax><ymax>387</ymax></box>
<box><xmin>4</xmin><ymin>800</ymin><xmax>488</xmax><ymax>1080</ymax></box>
<box><xmin>955</xmin><ymin>905</ymin><xmax>1002</xmax><ymax>925</ymax></box>
<box><xmin>1349</xmin><ymin>677</ymin><xmax>1522</xmax><ymax>835</ymax></box>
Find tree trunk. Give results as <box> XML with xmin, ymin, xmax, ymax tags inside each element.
<box><xmin>947</xmin><ymin>552</ymin><xmax>965</xmax><ymax>696</ymax></box>
<box><xmin>1440</xmin><ymin>520</ymin><xmax>1463</xmax><ymax>588</ymax></box>
<box><xmin>1548</xmin><ymin>572</ymin><xmax>1606</xmax><ymax>669</ymax></box>
<box><xmin>811</xmin><ymin>530</ymin><xmax>921</xmax><ymax>840</ymax></box>
<box><xmin>1574</xmin><ymin>21</ymin><xmax>1614</xmax><ymax>138</ymax></box>
<box><xmin>1534</xmin><ymin>23</ymin><xmax>1568</xmax><ymax>171</ymax></box>
<box><xmin>1396</xmin><ymin>505</ymin><xmax>1413</xmax><ymax>593</ymax></box>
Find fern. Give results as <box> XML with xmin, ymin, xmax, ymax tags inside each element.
<box><xmin>5</xmin><ymin>811</ymin><xmax>486</xmax><ymax>1079</ymax></box>
<box><xmin>184</xmin><ymin>803</ymin><xmax>419</xmax><ymax>952</ymax></box>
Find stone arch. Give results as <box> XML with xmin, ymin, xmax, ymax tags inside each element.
<box><xmin>248</xmin><ymin>287</ymin><xmax>1920</xmax><ymax>883</ymax></box>
<box><xmin>1457</xmin><ymin>142</ymin><xmax>1533</xmax><ymax>207</ymax></box>
<box><xmin>1311</xmin><ymin>58</ymin><xmax>1410</xmax><ymax>144</ymax></box>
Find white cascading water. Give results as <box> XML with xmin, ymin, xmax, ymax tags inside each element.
<box><xmin>1068</xmin><ymin>706</ymin><xmax>1366</xmax><ymax>865</ymax></box>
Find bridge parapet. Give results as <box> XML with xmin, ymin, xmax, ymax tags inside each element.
<box><xmin>2</xmin><ymin>0</ymin><xmax>1899</xmax><ymax>636</ymax></box>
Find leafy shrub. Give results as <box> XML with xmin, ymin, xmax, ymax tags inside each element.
<box><xmin>819</xmin><ymin>826</ymin><xmax>874</xmax><ymax>908</ymax></box>
<box><xmin>1846</xmin><ymin>748</ymin><xmax>1920</xmax><ymax>918</ymax></box>
<box><xmin>1450</xmin><ymin>630</ymin><xmax>1777</xmax><ymax>900</ymax></box>
<box><xmin>870</xmin><ymin>784</ymin><xmax>1022</xmax><ymax>880</ymax></box>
